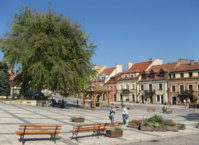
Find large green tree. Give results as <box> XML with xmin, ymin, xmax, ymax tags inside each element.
<box><xmin>0</xmin><ymin>62</ymin><xmax>10</xmax><ymax>96</ymax></box>
<box><xmin>0</xmin><ymin>6</ymin><xmax>96</xmax><ymax>95</ymax></box>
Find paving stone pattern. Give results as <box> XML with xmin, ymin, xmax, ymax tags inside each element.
<box><xmin>0</xmin><ymin>102</ymin><xmax>198</xmax><ymax>145</ymax></box>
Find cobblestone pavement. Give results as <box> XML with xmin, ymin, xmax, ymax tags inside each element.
<box><xmin>125</xmin><ymin>133</ymin><xmax>199</xmax><ymax>145</ymax></box>
<box><xmin>0</xmin><ymin>102</ymin><xmax>198</xmax><ymax>145</ymax></box>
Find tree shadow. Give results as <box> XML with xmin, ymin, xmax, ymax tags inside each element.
<box><xmin>181</xmin><ymin>113</ymin><xmax>199</xmax><ymax>121</ymax></box>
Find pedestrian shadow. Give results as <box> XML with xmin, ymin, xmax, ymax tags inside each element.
<box><xmin>181</xmin><ymin>113</ymin><xmax>199</xmax><ymax>121</ymax></box>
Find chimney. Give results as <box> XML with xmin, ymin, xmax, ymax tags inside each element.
<box><xmin>149</xmin><ymin>58</ymin><xmax>153</xmax><ymax>61</ymax></box>
<box><xmin>116</xmin><ymin>64</ymin><xmax>123</xmax><ymax>73</ymax></box>
<box><xmin>128</xmin><ymin>62</ymin><xmax>133</xmax><ymax>69</ymax></box>
<box><xmin>176</xmin><ymin>59</ymin><xmax>188</xmax><ymax>66</ymax></box>
<box><xmin>190</xmin><ymin>60</ymin><xmax>194</xmax><ymax>65</ymax></box>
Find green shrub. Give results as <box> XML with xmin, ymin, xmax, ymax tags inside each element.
<box><xmin>70</xmin><ymin>116</ymin><xmax>77</xmax><ymax>121</ymax></box>
<box><xmin>148</xmin><ymin>114</ymin><xmax>163</xmax><ymax>123</ymax></box>
<box><xmin>141</xmin><ymin>119</ymin><xmax>149</xmax><ymax>126</ymax></box>
<box><xmin>106</xmin><ymin>126</ymin><xmax>123</xmax><ymax>131</ymax></box>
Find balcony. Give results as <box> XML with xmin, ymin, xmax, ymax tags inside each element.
<box><xmin>179</xmin><ymin>90</ymin><xmax>194</xmax><ymax>96</ymax></box>
<box><xmin>121</xmin><ymin>89</ymin><xmax>130</xmax><ymax>95</ymax></box>
<box><xmin>143</xmin><ymin>90</ymin><xmax>156</xmax><ymax>97</ymax></box>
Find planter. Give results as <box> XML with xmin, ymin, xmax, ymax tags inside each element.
<box><xmin>106</xmin><ymin>130</ymin><xmax>123</xmax><ymax>138</ymax></box>
<box><xmin>72</xmin><ymin>118</ymin><xmax>85</xmax><ymax>122</ymax></box>
<box><xmin>139</xmin><ymin>125</ymin><xmax>154</xmax><ymax>131</ymax></box>
<box><xmin>154</xmin><ymin>126</ymin><xmax>167</xmax><ymax>132</ymax></box>
<box><xmin>128</xmin><ymin>124</ymin><xmax>139</xmax><ymax>129</ymax></box>
<box><xmin>176</xmin><ymin>125</ymin><xmax>185</xmax><ymax>130</ymax></box>
<box><xmin>166</xmin><ymin>126</ymin><xmax>178</xmax><ymax>131</ymax></box>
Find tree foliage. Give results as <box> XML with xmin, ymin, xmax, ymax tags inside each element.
<box><xmin>0</xmin><ymin>62</ymin><xmax>10</xmax><ymax>96</ymax></box>
<box><xmin>0</xmin><ymin>6</ymin><xmax>96</xmax><ymax>95</ymax></box>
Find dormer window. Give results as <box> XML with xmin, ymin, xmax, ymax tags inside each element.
<box><xmin>150</xmin><ymin>70</ymin><xmax>155</xmax><ymax>78</ymax></box>
<box><xmin>189</xmin><ymin>72</ymin><xmax>193</xmax><ymax>77</ymax></box>
<box><xmin>141</xmin><ymin>71</ymin><xmax>146</xmax><ymax>79</ymax></box>
<box><xmin>159</xmin><ymin>69</ymin><xmax>165</xmax><ymax>77</ymax></box>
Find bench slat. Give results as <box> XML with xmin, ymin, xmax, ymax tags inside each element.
<box><xmin>16</xmin><ymin>131</ymin><xmax>61</xmax><ymax>135</ymax></box>
<box><xmin>19</xmin><ymin>125</ymin><xmax>62</xmax><ymax>127</ymax></box>
<box><xmin>19</xmin><ymin>128</ymin><xmax>61</xmax><ymax>131</ymax></box>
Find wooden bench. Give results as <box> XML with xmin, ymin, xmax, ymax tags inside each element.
<box><xmin>16</xmin><ymin>125</ymin><xmax>62</xmax><ymax>144</ymax></box>
<box><xmin>147</xmin><ymin>107</ymin><xmax>156</xmax><ymax>112</ymax></box>
<box><xmin>70</xmin><ymin>122</ymin><xmax>122</xmax><ymax>141</ymax></box>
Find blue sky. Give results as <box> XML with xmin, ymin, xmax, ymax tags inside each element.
<box><xmin>0</xmin><ymin>0</ymin><xmax>199</xmax><ymax>69</ymax></box>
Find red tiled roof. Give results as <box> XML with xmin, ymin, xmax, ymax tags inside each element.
<box><xmin>140</xmin><ymin>62</ymin><xmax>178</xmax><ymax>82</ymax></box>
<box><xmin>105</xmin><ymin>72</ymin><xmax>123</xmax><ymax>84</ymax></box>
<box><xmin>147</xmin><ymin>62</ymin><xmax>177</xmax><ymax>73</ymax></box>
<box><xmin>116</xmin><ymin>61</ymin><xmax>151</xmax><ymax>81</ymax></box>
<box><xmin>172</xmin><ymin>62</ymin><xmax>199</xmax><ymax>72</ymax></box>
<box><xmin>100</xmin><ymin>67</ymin><xmax>115</xmax><ymax>75</ymax></box>
<box><xmin>126</xmin><ymin>61</ymin><xmax>152</xmax><ymax>73</ymax></box>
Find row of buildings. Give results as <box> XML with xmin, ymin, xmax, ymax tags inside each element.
<box><xmin>94</xmin><ymin>59</ymin><xmax>199</xmax><ymax>105</ymax></box>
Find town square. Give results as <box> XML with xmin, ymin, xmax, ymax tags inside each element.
<box><xmin>0</xmin><ymin>0</ymin><xmax>199</xmax><ymax>145</ymax></box>
<box><xmin>0</xmin><ymin>99</ymin><xmax>199</xmax><ymax>145</ymax></box>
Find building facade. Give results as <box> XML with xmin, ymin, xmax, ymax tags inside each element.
<box><xmin>138</xmin><ymin>62</ymin><xmax>178</xmax><ymax>104</ymax></box>
<box><xmin>116</xmin><ymin>59</ymin><xmax>163</xmax><ymax>102</ymax></box>
<box><xmin>96</xmin><ymin>64</ymin><xmax>123</xmax><ymax>86</ymax></box>
<box><xmin>168</xmin><ymin>60</ymin><xmax>199</xmax><ymax>104</ymax></box>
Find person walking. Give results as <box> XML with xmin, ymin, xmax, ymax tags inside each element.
<box><xmin>122</xmin><ymin>105</ymin><xmax>128</xmax><ymax>126</ymax></box>
<box><xmin>109</xmin><ymin>103</ymin><xmax>116</xmax><ymax>123</ymax></box>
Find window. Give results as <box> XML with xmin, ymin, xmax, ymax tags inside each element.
<box><xmin>141</xmin><ymin>71</ymin><xmax>146</xmax><ymax>79</ymax></box>
<box><xmin>125</xmin><ymin>95</ymin><xmax>129</xmax><ymax>101</ymax></box>
<box><xmin>142</xmin><ymin>74</ymin><xmax>146</xmax><ymax>79</ymax></box>
<box><xmin>198</xmin><ymin>72</ymin><xmax>199</xmax><ymax>77</ymax></box>
<box><xmin>107</xmin><ymin>86</ymin><xmax>109</xmax><ymax>89</ymax></box>
<box><xmin>172</xmin><ymin>86</ymin><xmax>175</xmax><ymax>92</ymax></box>
<box><xmin>198</xmin><ymin>84</ymin><xmax>199</xmax><ymax>91</ymax></box>
<box><xmin>150</xmin><ymin>70</ymin><xmax>155</xmax><ymax>78</ymax></box>
<box><xmin>141</xmin><ymin>85</ymin><xmax>144</xmax><ymax>90</ymax></box>
<box><xmin>159</xmin><ymin>84</ymin><xmax>162</xmax><ymax>90</ymax></box>
<box><xmin>180</xmin><ymin>73</ymin><xmax>184</xmax><ymax>78</ymax></box>
<box><xmin>159</xmin><ymin>69</ymin><xmax>165</xmax><ymax>77</ymax></box>
<box><xmin>126</xmin><ymin>84</ymin><xmax>129</xmax><ymax>89</ymax></box>
<box><xmin>189</xmin><ymin>72</ymin><xmax>193</xmax><ymax>77</ymax></box>
<box><xmin>157</xmin><ymin>95</ymin><xmax>160</xmax><ymax>102</ymax></box>
<box><xmin>114</xmin><ymin>86</ymin><xmax>116</xmax><ymax>90</ymax></box>
<box><xmin>110</xmin><ymin>86</ymin><xmax>112</xmax><ymax>90</ymax></box>
<box><xmin>132</xmin><ymin>84</ymin><xmax>135</xmax><ymax>89</ymax></box>
<box><xmin>180</xmin><ymin>85</ymin><xmax>184</xmax><ymax>94</ymax></box>
<box><xmin>189</xmin><ymin>85</ymin><xmax>193</xmax><ymax>90</ymax></box>
<box><xmin>149</xmin><ymin>84</ymin><xmax>152</xmax><ymax>90</ymax></box>
<box><xmin>172</xmin><ymin>74</ymin><xmax>175</xmax><ymax>78</ymax></box>
<box><xmin>120</xmin><ymin>85</ymin><xmax>123</xmax><ymax>90</ymax></box>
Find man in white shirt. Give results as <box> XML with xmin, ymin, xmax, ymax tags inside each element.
<box><xmin>122</xmin><ymin>105</ymin><xmax>128</xmax><ymax>126</ymax></box>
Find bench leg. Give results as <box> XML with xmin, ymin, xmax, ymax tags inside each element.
<box><xmin>50</xmin><ymin>134</ymin><xmax>56</xmax><ymax>143</ymax></box>
<box><xmin>53</xmin><ymin>134</ymin><xmax>56</xmax><ymax>143</ymax></box>
<box><xmin>19</xmin><ymin>135</ymin><xmax>25</xmax><ymax>145</ymax></box>
<box><xmin>71</xmin><ymin>133</ymin><xmax>78</xmax><ymax>142</ymax></box>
